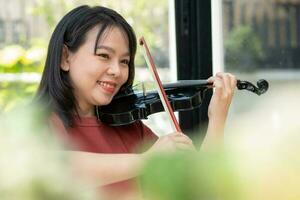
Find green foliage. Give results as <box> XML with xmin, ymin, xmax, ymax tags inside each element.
<box><xmin>0</xmin><ymin>105</ymin><xmax>96</xmax><ymax>199</ymax></box>
<box><xmin>0</xmin><ymin>0</ymin><xmax>169</xmax><ymax>112</ymax></box>
<box><xmin>0</xmin><ymin>45</ymin><xmax>46</xmax><ymax>73</ymax></box>
<box><xmin>224</xmin><ymin>25</ymin><xmax>264</xmax><ymax>71</ymax></box>
<box><xmin>28</xmin><ymin>0</ymin><xmax>169</xmax><ymax>68</ymax></box>
<box><xmin>0</xmin><ymin>43</ymin><xmax>45</xmax><ymax>113</ymax></box>
<box><xmin>28</xmin><ymin>0</ymin><xmax>75</xmax><ymax>29</ymax></box>
<box><xmin>140</xmin><ymin>151</ymin><xmax>242</xmax><ymax>200</ymax></box>
<box><xmin>0</xmin><ymin>45</ymin><xmax>24</xmax><ymax>69</ymax></box>
<box><xmin>0</xmin><ymin>82</ymin><xmax>38</xmax><ymax>113</ymax></box>
<box><xmin>119</xmin><ymin>0</ymin><xmax>169</xmax><ymax>68</ymax></box>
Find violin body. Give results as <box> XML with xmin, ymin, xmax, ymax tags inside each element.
<box><xmin>96</xmin><ymin>80</ymin><xmax>210</xmax><ymax>126</ymax></box>
<box><xmin>95</xmin><ymin>79</ymin><xmax>268</xmax><ymax>126</ymax></box>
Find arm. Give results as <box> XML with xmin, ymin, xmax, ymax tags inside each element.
<box><xmin>49</xmin><ymin>114</ymin><xmax>145</xmax><ymax>186</ymax></box>
<box><xmin>69</xmin><ymin>132</ymin><xmax>194</xmax><ymax>186</ymax></box>
<box><xmin>69</xmin><ymin>151</ymin><xmax>144</xmax><ymax>186</ymax></box>
<box><xmin>49</xmin><ymin>113</ymin><xmax>194</xmax><ymax>186</ymax></box>
<box><xmin>201</xmin><ymin>72</ymin><xmax>237</xmax><ymax>150</ymax></box>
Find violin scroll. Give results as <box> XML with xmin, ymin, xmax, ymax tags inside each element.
<box><xmin>237</xmin><ymin>79</ymin><xmax>269</xmax><ymax>95</ymax></box>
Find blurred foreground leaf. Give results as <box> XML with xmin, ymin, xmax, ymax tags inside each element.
<box><xmin>140</xmin><ymin>151</ymin><xmax>242</xmax><ymax>200</ymax></box>
<box><xmin>0</xmin><ymin>104</ymin><xmax>96</xmax><ymax>200</ymax></box>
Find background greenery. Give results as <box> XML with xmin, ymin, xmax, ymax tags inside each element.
<box><xmin>0</xmin><ymin>0</ymin><xmax>169</xmax><ymax>113</ymax></box>
<box><xmin>224</xmin><ymin>25</ymin><xmax>264</xmax><ymax>72</ymax></box>
<box><xmin>0</xmin><ymin>104</ymin><xmax>97</xmax><ymax>199</ymax></box>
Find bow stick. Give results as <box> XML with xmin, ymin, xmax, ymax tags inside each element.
<box><xmin>139</xmin><ymin>37</ymin><xmax>182</xmax><ymax>132</ymax></box>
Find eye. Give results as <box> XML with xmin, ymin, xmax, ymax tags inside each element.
<box><xmin>121</xmin><ymin>59</ymin><xmax>130</xmax><ymax>65</ymax></box>
<box><xmin>97</xmin><ymin>53</ymin><xmax>109</xmax><ymax>59</ymax></box>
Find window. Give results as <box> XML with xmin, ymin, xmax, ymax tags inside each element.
<box><xmin>11</xmin><ymin>20</ymin><xmax>26</xmax><ymax>44</ymax></box>
<box><xmin>0</xmin><ymin>19</ymin><xmax>5</xmax><ymax>43</ymax></box>
<box><xmin>220</xmin><ymin>0</ymin><xmax>300</xmax><ymax>131</ymax></box>
<box><xmin>223</xmin><ymin>0</ymin><xmax>300</xmax><ymax>71</ymax></box>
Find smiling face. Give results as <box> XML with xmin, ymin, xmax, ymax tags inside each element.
<box><xmin>61</xmin><ymin>26</ymin><xmax>130</xmax><ymax>116</ymax></box>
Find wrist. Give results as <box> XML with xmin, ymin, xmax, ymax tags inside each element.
<box><xmin>207</xmin><ymin>117</ymin><xmax>226</xmax><ymax>136</ymax></box>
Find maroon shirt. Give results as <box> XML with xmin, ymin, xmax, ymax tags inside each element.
<box><xmin>49</xmin><ymin>114</ymin><xmax>158</xmax><ymax>199</ymax></box>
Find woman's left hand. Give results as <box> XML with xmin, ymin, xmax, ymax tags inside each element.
<box><xmin>200</xmin><ymin>72</ymin><xmax>237</xmax><ymax>150</ymax></box>
<box><xmin>207</xmin><ymin>72</ymin><xmax>237</xmax><ymax>127</ymax></box>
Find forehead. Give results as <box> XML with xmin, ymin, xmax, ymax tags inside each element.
<box><xmin>85</xmin><ymin>25</ymin><xmax>129</xmax><ymax>47</ymax></box>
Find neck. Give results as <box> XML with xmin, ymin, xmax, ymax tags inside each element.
<box><xmin>77</xmin><ymin>109</ymin><xmax>95</xmax><ymax>117</ymax></box>
<box><xmin>76</xmin><ymin>103</ymin><xmax>95</xmax><ymax>117</ymax></box>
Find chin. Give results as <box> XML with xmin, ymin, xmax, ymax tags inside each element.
<box><xmin>94</xmin><ymin>97</ymin><xmax>113</xmax><ymax>106</ymax></box>
<box><xmin>100</xmin><ymin>101</ymin><xmax>112</xmax><ymax>106</ymax></box>
<box><xmin>92</xmin><ymin>91</ymin><xmax>116</xmax><ymax>106</ymax></box>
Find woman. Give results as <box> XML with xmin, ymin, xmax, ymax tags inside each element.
<box><xmin>35</xmin><ymin>5</ymin><xmax>236</xmax><ymax>200</ymax></box>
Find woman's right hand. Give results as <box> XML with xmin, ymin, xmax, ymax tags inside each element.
<box><xmin>144</xmin><ymin>132</ymin><xmax>196</xmax><ymax>157</ymax></box>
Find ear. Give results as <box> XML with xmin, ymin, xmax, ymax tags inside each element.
<box><xmin>60</xmin><ymin>45</ymin><xmax>70</xmax><ymax>71</ymax></box>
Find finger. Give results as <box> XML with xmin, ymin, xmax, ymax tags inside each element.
<box><xmin>225</xmin><ymin>73</ymin><xmax>235</xmax><ymax>97</ymax></box>
<box><xmin>175</xmin><ymin>142</ymin><xmax>196</xmax><ymax>151</ymax></box>
<box><xmin>171</xmin><ymin>135</ymin><xmax>194</xmax><ymax>145</ymax></box>
<box><xmin>218</xmin><ymin>73</ymin><xmax>237</xmax><ymax>97</ymax></box>
<box><xmin>228</xmin><ymin>73</ymin><xmax>237</xmax><ymax>89</ymax></box>
<box><xmin>207</xmin><ymin>76</ymin><xmax>215</xmax><ymax>84</ymax></box>
<box><xmin>171</xmin><ymin>132</ymin><xmax>192</xmax><ymax>140</ymax></box>
<box><xmin>219</xmin><ymin>72</ymin><xmax>237</xmax><ymax>90</ymax></box>
<box><xmin>212</xmin><ymin>76</ymin><xmax>224</xmax><ymax>96</ymax></box>
<box><xmin>161</xmin><ymin>133</ymin><xmax>190</xmax><ymax>144</ymax></box>
<box><xmin>220</xmin><ymin>73</ymin><xmax>232</xmax><ymax>97</ymax></box>
<box><xmin>165</xmin><ymin>132</ymin><xmax>180</xmax><ymax>137</ymax></box>
<box><xmin>210</xmin><ymin>72</ymin><xmax>224</xmax><ymax>84</ymax></box>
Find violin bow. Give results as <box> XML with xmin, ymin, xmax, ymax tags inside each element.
<box><xmin>139</xmin><ymin>37</ymin><xmax>182</xmax><ymax>133</ymax></box>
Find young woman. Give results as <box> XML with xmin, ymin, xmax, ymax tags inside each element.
<box><xmin>35</xmin><ymin>5</ymin><xmax>237</xmax><ymax>200</ymax></box>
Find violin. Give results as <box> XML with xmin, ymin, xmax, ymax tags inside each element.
<box><xmin>95</xmin><ymin>79</ymin><xmax>269</xmax><ymax>126</ymax></box>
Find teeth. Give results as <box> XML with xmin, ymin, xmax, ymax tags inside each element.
<box><xmin>97</xmin><ymin>81</ymin><xmax>115</xmax><ymax>88</ymax></box>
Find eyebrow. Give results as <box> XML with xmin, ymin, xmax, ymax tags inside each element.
<box><xmin>96</xmin><ymin>45</ymin><xmax>130</xmax><ymax>57</ymax></box>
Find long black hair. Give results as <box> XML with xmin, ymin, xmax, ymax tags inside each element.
<box><xmin>35</xmin><ymin>5</ymin><xmax>137</xmax><ymax>127</ymax></box>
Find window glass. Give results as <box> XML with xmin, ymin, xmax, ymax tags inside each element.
<box><xmin>222</xmin><ymin>0</ymin><xmax>300</xmax><ymax>132</ymax></box>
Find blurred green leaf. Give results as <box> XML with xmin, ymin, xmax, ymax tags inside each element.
<box><xmin>20</xmin><ymin>47</ymin><xmax>46</xmax><ymax>66</ymax></box>
<box><xmin>0</xmin><ymin>45</ymin><xmax>25</xmax><ymax>70</ymax></box>
<box><xmin>140</xmin><ymin>151</ymin><xmax>242</xmax><ymax>200</ymax></box>
<box><xmin>0</xmin><ymin>81</ymin><xmax>39</xmax><ymax>113</ymax></box>
<box><xmin>0</xmin><ymin>104</ymin><xmax>97</xmax><ymax>199</ymax></box>
<box><xmin>225</xmin><ymin>25</ymin><xmax>264</xmax><ymax>71</ymax></box>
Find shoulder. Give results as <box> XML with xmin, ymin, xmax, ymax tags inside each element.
<box><xmin>48</xmin><ymin>112</ymin><xmax>69</xmax><ymax>137</ymax></box>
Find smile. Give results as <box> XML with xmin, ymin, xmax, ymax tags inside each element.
<box><xmin>97</xmin><ymin>81</ymin><xmax>117</xmax><ymax>93</ymax></box>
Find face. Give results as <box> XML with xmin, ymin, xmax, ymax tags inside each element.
<box><xmin>62</xmin><ymin>26</ymin><xmax>130</xmax><ymax>116</ymax></box>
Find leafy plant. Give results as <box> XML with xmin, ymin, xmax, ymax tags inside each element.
<box><xmin>0</xmin><ymin>82</ymin><xmax>38</xmax><ymax>113</ymax></box>
<box><xmin>0</xmin><ymin>105</ymin><xmax>97</xmax><ymax>199</ymax></box>
<box><xmin>224</xmin><ymin>25</ymin><xmax>264</xmax><ymax>71</ymax></box>
<box><xmin>140</xmin><ymin>151</ymin><xmax>242</xmax><ymax>200</ymax></box>
<box><xmin>29</xmin><ymin>0</ymin><xmax>169</xmax><ymax>68</ymax></box>
<box><xmin>0</xmin><ymin>45</ymin><xmax>46</xmax><ymax>73</ymax></box>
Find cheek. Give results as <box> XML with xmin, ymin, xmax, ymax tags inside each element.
<box><xmin>121</xmin><ymin>67</ymin><xmax>130</xmax><ymax>84</ymax></box>
<box><xmin>69</xmin><ymin>66</ymin><xmax>88</xmax><ymax>83</ymax></box>
<box><xmin>68</xmin><ymin>63</ymin><xmax>97</xmax><ymax>90</ymax></box>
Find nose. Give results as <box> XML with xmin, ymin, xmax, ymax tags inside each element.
<box><xmin>107</xmin><ymin>60</ymin><xmax>121</xmax><ymax>77</ymax></box>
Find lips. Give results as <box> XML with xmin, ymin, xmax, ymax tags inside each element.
<box><xmin>97</xmin><ymin>80</ymin><xmax>117</xmax><ymax>94</ymax></box>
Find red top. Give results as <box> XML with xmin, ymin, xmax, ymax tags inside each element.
<box><xmin>49</xmin><ymin>114</ymin><xmax>158</xmax><ymax>199</ymax></box>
